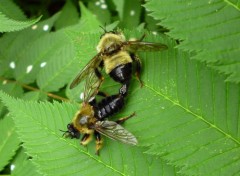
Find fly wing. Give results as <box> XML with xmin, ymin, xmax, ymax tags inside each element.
<box><xmin>83</xmin><ymin>70</ymin><xmax>103</xmax><ymax>103</ymax></box>
<box><xmin>94</xmin><ymin>121</ymin><xmax>138</xmax><ymax>145</ymax></box>
<box><xmin>123</xmin><ymin>41</ymin><xmax>168</xmax><ymax>53</ymax></box>
<box><xmin>70</xmin><ymin>53</ymin><xmax>102</xmax><ymax>89</ymax></box>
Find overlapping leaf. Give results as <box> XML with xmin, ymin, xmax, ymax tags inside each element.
<box><xmin>0</xmin><ymin>12</ymin><xmax>41</xmax><ymax>33</ymax></box>
<box><xmin>11</xmin><ymin>148</ymin><xmax>41</xmax><ymax>176</ymax></box>
<box><xmin>0</xmin><ymin>13</ymin><xmax>60</xmax><ymax>78</ymax></box>
<box><xmin>0</xmin><ymin>115</ymin><xmax>20</xmax><ymax>171</ymax></box>
<box><xmin>0</xmin><ymin>0</ymin><xmax>26</xmax><ymax>20</ymax></box>
<box><xmin>144</xmin><ymin>0</ymin><xmax>240</xmax><ymax>83</ymax></box>
<box><xmin>36</xmin><ymin>3</ymin><xmax>103</xmax><ymax>92</ymax></box>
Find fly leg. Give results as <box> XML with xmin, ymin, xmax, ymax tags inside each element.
<box><xmin>89</xmin><ymin>91</ymin><xmax>108</xmax><ymax>106</ymax></box>
<box><xmin>115</xmin><ymin>112</ymin><xmax>136</xmax><ymax>124</ymax></box>
<box><xmin>80</xmin><ymin>133</ymin><xmax>93</xmax><ymax>146</ymax></box>
<box><xmin>131</xmin><ymin>54</ymin><xmax>143</xmax><ymax>87</ymax></box>
<box><xmin>94</xmin><ymin>131</ymin><xmax>103</xmax><ymax>155</ymax></box>
<box><xmin>94</xmin><ymin>68</ymin><xmax>104</xmax><ymax>88</ymax></box>
<box><xmin>97</xmin><ymin>91</ymin><xmax>108</xmax><ymax>97</ymax></box>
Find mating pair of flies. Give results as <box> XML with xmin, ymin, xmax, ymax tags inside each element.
<box><xmin>61</xmin><ymin>29</ymin><xmax>167</xmax><ymax>155</ymax></box>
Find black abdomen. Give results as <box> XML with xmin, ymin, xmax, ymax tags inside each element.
<box><xmin>109</xmin><ymin>63</ymin><xmax>132</xmax><ymax>84</ymax></box>
<box><xmin>95</xmin><ymin>95</ymin><xmax>124</xmax><ymax>119</ymax></box>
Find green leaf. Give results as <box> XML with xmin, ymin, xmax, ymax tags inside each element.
<box><xmin>112</xmin><ymin>0</ymin><xmax>124</xmax><ymax>19</ymax></box>
<box><xmin>0</xmin><ymin>12</ymin><xmax>42</xmax><ymax>33</ymax></box>
<box><xmin>67</xmin><ymin>2</ymin><xmax>102</xmax><ymax>32</ymax></box>
<box><xmin>88</xmin><ymin>0</ymin><xmax>111</xmax><ymax>24</ymax></box>
<box><xmin>54</xmin><ymin>0</ymin><xmax>79</xmax><ymax>30</ymax></box>
<box><xmin>125</xmin><ymin>33</ymin><xmax>240</xmax><ymax>175</ymax></box>
<box><xmin>11</xmin><ymin>148</ymin><xmax>41</xmax><ymax>176</ymax></box>
<box><xmin>15</xmin><ymin>32</ymin><xmax>73</xmax><ymax>85</ymax></box>
<box><xmin>66</xmin><ymin>30</ymin><xmax>240</xmax><ymax>175</ymax></box>
<box><xmin>144</xmin><ymin>0</ymin><xmax>240</xmax><ymax>83</ymax></box>
<box><xmin>0</xmin><ymin>80</ymin><xmax>23</xmax><ymax>117</ymax></box>
<box><xmin>0</xmin><ymin>91</ymin><xmax>178</xmax><ymax>175</ymax></box>
<box><xmin>22</xmin><ymin>91</ymin><xmax>48</xmax><ymax>101</ymax></box>
<box><xmin>0</xmin><ymin>13</ymin><xmax>60</xmax><ymax>77</ymax></box>
<box><xmin>36</xmin><ymin>31</ymin><xmax>77</xmax><ymax>92</ymax></box>
<box><xmin>113</xmin><ymin>0</ymin><xmax>141</xmax><ymax>29</ymax></box>
<box><xmin>0</xmin><ymin>115</ymin><xmax>20</xmax><ymax>171</ymax></box>
<box><xmin>0</xmin><ymin>0</ymin><xmax>26</xmax><ymax>20</ymax></box>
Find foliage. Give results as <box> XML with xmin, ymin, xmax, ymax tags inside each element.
<box><xmin>144</xmin><ymin>0</ymin><xmax>240</xmax><ymax>83</ymax></box>
<box><xmin>0</xmin><ymin>0</ymin><xmax>239</xmax><ymax>176</ymax></box>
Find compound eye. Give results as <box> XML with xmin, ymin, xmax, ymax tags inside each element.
<box><xmin>79</xmin><ymin>116</ymin><xmax>89</xmax><ymax>125</ymax></box>
<box><xmin>67</xmin><ymin>123</ymin><xmax>71</xmax><ymax>129</ymax></box>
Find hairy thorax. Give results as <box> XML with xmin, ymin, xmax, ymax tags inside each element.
<box><xmin>103</xmin><ymin>51</ymin><xmax>132</xmax><ymax>74</ymax></box>
<box><xmin>72</xmin><ymin>104</ymin><xmax>96</xmax><ymax>134</ymax></box>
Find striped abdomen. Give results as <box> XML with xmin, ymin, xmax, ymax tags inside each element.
<box><xmin>95</xmin><ymin>95</ymin><xmax>124</xmax><ymax>120</ymax></box>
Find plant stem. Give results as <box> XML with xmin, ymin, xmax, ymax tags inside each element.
<box><xmin>0</xmin><ymin>77</ymin><xmax>69</xmax><ymax>102</ymax></box>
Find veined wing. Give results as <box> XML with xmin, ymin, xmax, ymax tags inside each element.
<box><xmin>70</xmin><ymin>53</ymin><xmax>102</xmax><ymax>89</ymax></box>
<box><xmin>94</xmin><ymin>121</ymin><xmax>138</xmax><ymax>145</ymax></box>
<box><xmin>83</xmin><ymin>70</ymin><xmax>103</xmax><ymax>103</ymax></box>
<box><xmin>123</xmin><ymin>40</ymin><xmax>168</xmax><ymax>53</ymax></box>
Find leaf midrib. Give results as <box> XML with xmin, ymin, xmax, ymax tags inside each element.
<box><xmin>14</xmin><ymin>102</ymin><xmax>126</xmax><ymax>176</ymax></box>
<box><xmin>224</xmin><ymin>0</ymin><xmax>240</xmax><ymax>11</ymax></box>
<box><xmin>0</xmin><ymin>125</ymin><xmax>15</xmax><ymax>152</ymax></box>
<box><xmin>144</xmin><ymin>83</ymin><xmax>240</xmax><ymax>146</ymax></box>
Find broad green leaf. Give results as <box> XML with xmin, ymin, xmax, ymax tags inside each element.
<box><xmin>88</xmin><ymin>0</ymin><xmax>111</xmax><ymax>24</ymax></box>
<box><xmin>54</xmin><ymin>0</ymin><xmax>79</xmax><ymax>30</ymax></box>
<box><xmin>11</xmin><ymin>148</ymin><xmax>41</xmax><ymax>176</ymax></box>
<box><xmin>36</xmin><ymin>31</ymin><xmax>77</xmax><ymax>92</ymax></box>
<box><xmin>0</xmin><ymin>13</ymin><xmax>60</xmax><ymax>77</ymax></box>
<box><xmin>0</xmin><ymin>115</ymin><xmax>20</xmax><ymax>171</ymax></box>
<box><xmin>0</xmin><ymin>0</ymin><xmax>26</xmax><ymax>20</ymax></box>
<box><xmin>0</xmin><ymin>12</ymin><xmax>41</xmax><ymax>33</ymax></box>
<box><xmin>22</xmin><ymin>91</ymin><xmax>48</xmax><ymax>101</ymax></box>
<box><xmin>0</xmin><ymin>91</ymin><xmax>178</xmax><ymax>176</ymax></box>
<box><xmin>112</xmin><ymin>0</ymin><xmax>124</xmax><ymax>19</ymax></box>
<box><xmin>113</xmin><ymin>0</ymin><xmax>141</xmax><ymax>29</ymax></box>
<box><xmin>67</xmin><ymin>2</ymin><xmax>101</xmax><ymax>32</ymax></box>
<box><xmin>65</xmin><ymin>30</ymin><xmax>240</xmax><ymax>175</ymax></box>
<box><xmin>0</xmin><ymin>80</ymin><xmax>23</xmax><ymax>117</ymax></box>
<box><xmin>144</xmin><ymin>0</ymin><xmax>240</xmax><ymax>83</ymax></box>
<box><xmin>15</xmin><ymin>32</ymin><xmax>73</xmax><ymax>85</ymax></box>
<box><xmin>36</xmin><ymin>3</ymin><xmax>103</xmax><ymax>92</ymax></box>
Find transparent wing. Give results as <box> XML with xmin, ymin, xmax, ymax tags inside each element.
<box><xmin>94</xmin><ymin>121</ymin><xmax>138</xmax><ymax>145</ymax></box>
<box><xmin>70</xmin><ymin>53</ymin><xmax>102</xmax><ymax>89</ymax></box>
<box><xmin>83</xmin><ymin>70</ymin><xmax>103</xmax><ymax>103</ymax></box>
<box><xmin>123</xmin><ymin>41</ymin><xmax>168</xmax><ymax>53</ymax></box>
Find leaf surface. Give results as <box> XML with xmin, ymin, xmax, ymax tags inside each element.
<box><xmin>11</xmin><ymin>148</ymin><xmax>41</xmax><ymax>176</ymax></box>
<box><xmin>0</xmin><ymin>0</ymin><xmax>26</xmax><ymax>20</ymax></box>
<box><xmin>66</xmin><ymin>30</ymin><xmax>240</xmax><ymax>175</ymax></box>
<box><xmin>0</xmin><ymin>115</ymin><xmax>20</xmax><ymax>171</ymax></box>
<box><xmin>0</xmin><ymin>91</ymin><xmax>178</xmax><ymax>176</ymax></box>
<box><xmin>0</xmin><ymin>12</ymin><xmax>41</xmax><ymax>33</ymax></box>
<box><xmin>0</xmin><ymin>13</ymin><xmax>60</xmax><ymax>77</ymax></box>
<box><xmin>144</xmin><ymin>0</ymin><xmax>240</xmax><ymax>83</ymax></box>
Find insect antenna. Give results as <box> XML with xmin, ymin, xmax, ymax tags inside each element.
<box><xmin>59</xmin><ymin>129</ymin><xmax>68</xmax><ymax>137</ymax></box>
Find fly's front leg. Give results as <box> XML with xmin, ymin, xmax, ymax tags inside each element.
<box><xmin>94</xmin><ymin>131</ymin><xmax>103</xmax><ymax>155</ymax></box>
<box><xmin>80</xmin><ymin>133</ymin><xmax>93</xmax><ymax>146</ymax></box>
<box><xmin>131</xmin><ymin>54</ymin><xmax>143</xmax><ymax>87</ymax></box>
<box><xmin>115</xmin><ymin>112</ymin><xmax>136</xmax><ymax>124</ymax></box>
<box><xmin>97</xmin><ymin>91</ymin><xmax>108</xmax><ymax>97</ymax></box>
<box><xmin>95</xmin><ymin>68</ymin><xmax>104</xmax><ymax>83</ymax></box>
<box><xmin>94</xmin><ymin>68</ymin><xmax>110</xmax><ymax>97</ymax></box>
